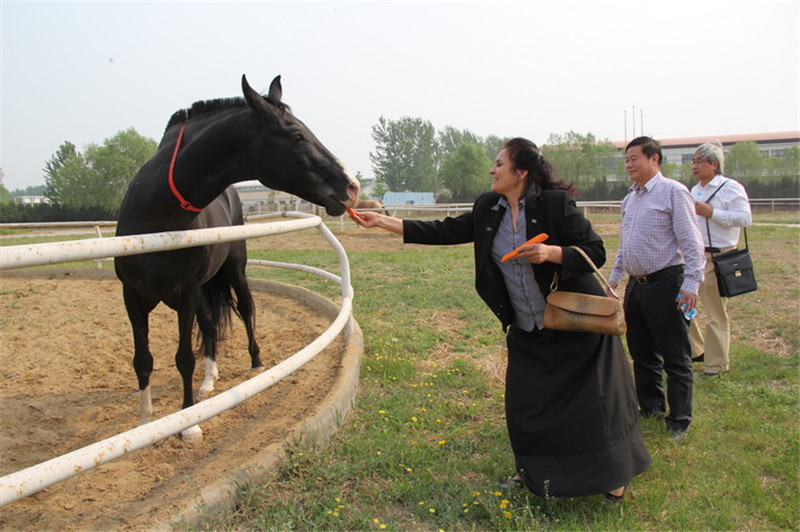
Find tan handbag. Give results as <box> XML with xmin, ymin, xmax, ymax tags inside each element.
<box><xmin>542</xmin><ymin>247</ymin><xmax>626</xmax><ymax>335</ymax></box>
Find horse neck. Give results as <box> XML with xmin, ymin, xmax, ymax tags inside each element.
<box><xmin>170</xmin><ymin>113</ymin><xmax>251</xmax><ymax>208</ymax></box>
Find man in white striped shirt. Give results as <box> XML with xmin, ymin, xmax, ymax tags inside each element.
<box><xmin>688</xmin><ymin>140</ymin><xmax>752</xmax><ymax>377</ymax></box>
<box><xmin>609</xmin><ymin>136</ymin><xmax>705</xmax><ymax>442</ymax></box>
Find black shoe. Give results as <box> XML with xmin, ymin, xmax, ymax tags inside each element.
<box><xmin>702</xmin><ymin>371</ymin><xmax>721</xmax><ymax>378</ymax></box>
<box><xmin>603</xmin><ymin>486</ymin><xmax>628</xmax><ymax>505</ymax></box>
<box><xmin>692</xmin><ymin>353</ymin><xmax>704</xmax><ymax>363</ymax></box>
<box><xmin>669</xmin><ymin>427</ymin><xmax>689</xmax><ymax>443</ymax></box>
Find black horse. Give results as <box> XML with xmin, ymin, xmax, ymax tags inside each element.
<box><xmin>114</xmin><ymin>75</ymin><xmax>359</xmax><ymax>440</ymax></box>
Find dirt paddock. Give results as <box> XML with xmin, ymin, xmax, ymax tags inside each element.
<box><xmin>0</xmin><ymin>268</ymin><xmax>356</xmax><ymax>530</ymax></box>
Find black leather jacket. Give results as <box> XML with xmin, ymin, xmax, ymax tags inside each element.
<box><xmin>403</xmin><ymin>190</ymin><xmax>606</xmax><ymax>330</ymax></box>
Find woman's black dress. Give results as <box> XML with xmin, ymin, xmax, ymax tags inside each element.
<box><xmin>505</xmin><ymin>325</ymin><xmax>651</xmax><ymax>496</ymax></box>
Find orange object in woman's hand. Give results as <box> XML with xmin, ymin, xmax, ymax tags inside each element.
<box><xmin>501</xmin><ymin>233</ymin><xmax>549</xmax><ymax>262</ymax></box>
<box><xmin>346</xmin><ymin>207</ymin><xmax>365</xmax><ymax>224</ymax></box>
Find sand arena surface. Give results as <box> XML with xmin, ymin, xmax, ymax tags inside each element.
<box><xmin>0</xmin><ymin>269</ymin><xmax>347</xmax><ymax>530</ymax></box>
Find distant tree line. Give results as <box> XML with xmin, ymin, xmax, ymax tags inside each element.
<box><xmin>369</xmin><ymin>116</ymin><xmax>507</xmax><ymax>202</ymax></box>
<box><xmin>664</xmin><ymin>140</ymin><xmax>800</xmax><ymax>198</ymax></box>
<box><xmin>369</xmin><ymin>117</ymin><xmax>799</xmax><ymax>202</ymax></box>
<box><xmin>0</xmin><ymin>128</ymin><xmax>156</xmax><ymax>222</ymax></box>
<box><xmin>1</xmin><ymin>120</ymin><xmax>797</xmax><ymax>223</ymax></box>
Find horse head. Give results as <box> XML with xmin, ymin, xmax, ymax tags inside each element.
<box><xmin>241</xmin><ymin>75</ymin><xmax>359</xmax><ymax>216</ymax></box>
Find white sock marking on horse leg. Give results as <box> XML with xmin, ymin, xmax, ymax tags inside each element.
<box><xmin>196</xmin><ymin>358</ymin><xmax>219</xmax><ymax>400</ymax></box>
<box><xmin>138</xmin><ymin>386</ymin><xmax>153</xmax><ymax>425</ymax></box>
<box><xmin>181</xmin><ymin>424</ymin><xmax>203</xmax><ymax>443</ymax></box>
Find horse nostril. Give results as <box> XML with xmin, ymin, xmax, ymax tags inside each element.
<box><xmin>347</xmin><ymin>182</ymin><xmax>360</xmax><ymax>202</ymax></box>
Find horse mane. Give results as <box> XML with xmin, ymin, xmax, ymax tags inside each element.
<box><xmin>164</xmin><ymin>96</ymin><xmax>292</xmax><ymax>134</ymax></box>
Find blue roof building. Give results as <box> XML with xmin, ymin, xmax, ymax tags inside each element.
<box><xmin>383</xmin><ymin>192</ymin><xmax>435</xmax><ymax>206</ymax></box>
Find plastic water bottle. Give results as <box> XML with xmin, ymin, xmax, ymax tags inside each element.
<box><xmin>681</xmin><ymin>304</ymin><xmax>697</xmax><ymax>321</ymax></box>
<box><xmin>676</xmin><ymin>293</ymin><xmax>697</xmax><ymax>320</ymax></box>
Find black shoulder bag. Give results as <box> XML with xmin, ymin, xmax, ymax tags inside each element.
<box><xmin>704</xmin><ymin>181</ymin><xmax>757</xmax><ymax>297</ymax></box>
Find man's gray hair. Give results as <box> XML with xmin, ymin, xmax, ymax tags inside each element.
<box><xmin>694</xmin><ymin>139</ymin><xmax>725</xmax><ymax>175</ymax></box>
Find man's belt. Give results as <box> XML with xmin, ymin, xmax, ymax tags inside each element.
<box><xmin>633</xmin><ymin>265</ymin><xmax>684</xmax><ymax>285</ymax></box>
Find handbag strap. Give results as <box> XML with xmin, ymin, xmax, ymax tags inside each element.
<box><xmin>551</xmin><ymin>246</ymin><xmax>620</xmax><ymax>299</ymax></box>
<box><xmin>702</xmin><ymin>180</ymin><xmax>750</xmax><ymax>251</ymax></box>
<box><xmin>706</xmin><ymin>180</ymin><xmax>728</xmax><ymax>247</ymax></box>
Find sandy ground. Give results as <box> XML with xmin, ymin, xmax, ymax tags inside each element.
<box><xmin>0</xmin><ymin>269</ymin><xmax>347</xmax><ymax>531</ymax></box>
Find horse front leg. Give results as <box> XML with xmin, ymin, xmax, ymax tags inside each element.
<box><xmin>176</xmin><ymin>300</ymin><xmax>203</xmax><ymax>442</ymax></box>
<box><xmin>122</xmin><ymin>285</ymin><xmax>155</xmax><ymax>426</ymax></box>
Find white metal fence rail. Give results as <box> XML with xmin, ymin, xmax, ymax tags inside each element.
<box><xmin>0</xmin><ymin>212</ymin><xmax>354</xmax><ymax>507</ymax></box>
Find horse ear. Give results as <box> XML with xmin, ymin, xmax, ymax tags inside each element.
<box><xmin>268</xmin><ymin>75</ymin><xmax>283</xmax><ymax>103</ymax></box>
<box><xmin>241</xmin><ymin>74</ymin><xmax>272</xmax><ymax>115</ymax></box>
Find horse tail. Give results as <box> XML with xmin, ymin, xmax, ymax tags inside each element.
<box><xmin>198</xmin><ymin>271</ymin><xmax>237</xmax><ymax>354</ymax></box>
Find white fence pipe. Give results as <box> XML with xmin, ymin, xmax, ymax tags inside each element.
<box><xmin>0</xmin><ymin>215</ymin><xmax>320</xmax><ymax>271</ymax></box>
<box><xmin>249</xmin><ymin>260</ymin><xmax>342</xmax><ymax>285</ymax></box>
<box><xmin>0</xmin><ymin>212</ymin><xmax>355</xmax><ymax>506</ymax></box>
<box><xmin>0</xmin><ymin>221</ymin><xmax>117</xmax><ymax>230</ymax></box>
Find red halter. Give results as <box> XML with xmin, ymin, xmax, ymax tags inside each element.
<box><xmin>168</xmin><ymin>124</ymin><xmax>203</xmax><ymax>212</ymax></box>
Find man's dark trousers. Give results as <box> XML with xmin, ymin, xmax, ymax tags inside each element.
<box><xmin>624</xmin><ymin>271</ymin><xmax>693</xmax><ymax>432</ymax></box>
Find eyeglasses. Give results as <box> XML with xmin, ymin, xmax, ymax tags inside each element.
<box><xmin>691</xmin><ymin>159</ymin><xmax>710</xmax><ymax>165</ymax></box>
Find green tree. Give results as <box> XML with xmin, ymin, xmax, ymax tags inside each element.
<box><xmin>44</xmin><ymin>129</ymin><xmax>156</xmax><ymax>211</ymax></box>
<box><xmin>369</xmin><ymin>116</ymin><xmax>439</xmax><ymax>192</ymax></box>
<box><xmin>437</xmin><ymin>142</ymin><xmax>492</xmax><ymax>203</ymax></box>
<box><xmin>661</xmin><ymin>161</ymin><xmax>683</xmax><ymax>182</ymax></box>
<box><xmin>773</xmin><ymin>146</ymin><xmax>800</xmax><ymax>178</ymax></box>
<box><xmin>482</xmin><ymin>135</ymin><xmax>507</xmax><ymax>161</ymax></box>
<box><xmin>438</xmin><ymin>126</ymin><xmax>483</xmax><ymax>158</ymax></box>
<box><xmin>44</xmin><ymin>142</ymin><xmax>95</xmax><ymax>207</ymax></box>
<box><xmin>725</xmin><ymin>141</ymin><xmax>767</xmax><ymax>180</ymax></box>
<box><xmin>0</xmin><ymin>168</ymin><xmax>10</xmax><ymax>204</ymax></box>
<box><xmin>87</xmin><ymin>128</ymin><xmax>157</xmax><ymax>210</ymax></box>
<box><xmin>10</xmin><ymin>184</ymin><xmax>47</xmax><ymax>197</ymax></box>
<box><xmin>541</xmin><ymin>131</ymin><xmax>618</xmax><ymax>188</ymax></box>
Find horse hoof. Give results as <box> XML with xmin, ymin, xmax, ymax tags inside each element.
<box><xmin>251</xmin><ymin>365</ymin><xmax>266</xmax><ymax>373</ymax></box>
<box><xmin>196</xmin><ymin>386</ymin><xmax>213</xmax><ymax>401</ymax></box>
<box><xmin>181</xmin><ymin>425</ymin><xmax>203</xmax><ymax>443</ymax></box>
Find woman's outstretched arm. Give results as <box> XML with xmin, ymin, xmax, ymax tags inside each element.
<box><xmin>352</xmin><ymin>211</ymin><xmax>404</xmax><ymax>235</ymax></box>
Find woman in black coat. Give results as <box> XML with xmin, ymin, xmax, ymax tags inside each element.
<box><xmin>355</xmin><ymin>138</ymin><xmax>651</xmax><ymax>502</ymax></box>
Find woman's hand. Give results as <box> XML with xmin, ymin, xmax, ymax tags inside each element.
<box><xmin>353</xmin><ymin>211</ymin><xmax>404</xmax><ymax>235</ymax></box>
<box><xmin>517</xmin><ymin>243</ymin><xmax>562</xmax><ymax>264</ymax></box>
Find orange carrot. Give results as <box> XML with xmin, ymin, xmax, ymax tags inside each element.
<box><xmin>501</xmin><ymin>233</ymin><xmax>549</xmax><ymax>262</ymax></box>
<box><xmin>346</xmin><ymin>207</ymin><xmax>364</xmax><ymax>224</ymax></box>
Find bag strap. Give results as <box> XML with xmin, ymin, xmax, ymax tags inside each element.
<box><xmin>551</xmin><ymin>246</ymin><xmax>620</xmax><ymax>299</ymax></box>
<box><xmin>702</xmin><ymin>179</ymin><xmax>750</xmax><ymax>251</ymax></box>
<box><xmin>703</xmin><ymin>179</ymin><xmax>728</xmax><ymax>249</ymax></box>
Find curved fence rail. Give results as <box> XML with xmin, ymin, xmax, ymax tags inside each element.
<box><xmin>0</xmin><ymin>212</ymin><xmax>355</xmax><ymax>507</ymax></box>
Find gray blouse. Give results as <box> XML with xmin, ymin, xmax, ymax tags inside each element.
<box><xmin>490</xmin><ymin>196</ymin><xmax>546</xmax><ymax>332</ymax></box>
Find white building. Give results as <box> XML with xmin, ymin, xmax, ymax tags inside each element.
<box><xmin>15</xmin><ymin>195</ymin><xmax>50</xmax><ymax>205</ymax></box>
<box><xmin>613</xmin><ymin>131</ymin><xmax>800</xmax><ymax>165</ymax></box>
<box><xmin>383</xmin><ymin>192</ymin><xmax>435</xmax><ymax>206</ymax></box>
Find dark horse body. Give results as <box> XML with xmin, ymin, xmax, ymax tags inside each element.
<box><xmin>114</xmin><ymin>75</ymin><xmax>359</xmax><ymax>440</ymax></box>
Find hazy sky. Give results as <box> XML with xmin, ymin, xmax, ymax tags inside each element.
<box><xmin>1</xmin><ymin>0</ymin><xmax>798</xmax><ymax>192</ymax></box>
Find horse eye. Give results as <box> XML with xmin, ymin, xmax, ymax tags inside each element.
<box><xmin>292</xmin><ymin>133</ymin><xmax>304</xmax><ymax>143</ymax></box>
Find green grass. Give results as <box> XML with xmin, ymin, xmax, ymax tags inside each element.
<box><xmin>2</xmin><ymin>216</ymin><xmax>797</xmax><ymax>531</ymax></box>
<box><xmin>187</xmin><ymin>219</ymin><xmax>799</xmax><ymax>531</ymax></box>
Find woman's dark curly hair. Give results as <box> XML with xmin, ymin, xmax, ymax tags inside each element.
<box><xmin>501</xmin><ymin>137</ymin><xmax>576</xmax><ymax>200</ymax></box>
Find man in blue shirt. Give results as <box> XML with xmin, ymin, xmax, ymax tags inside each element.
<box><xmin>609</xmin><ymin>136</ymin><xmax>705</xmax><ymax>441</ymax></box>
